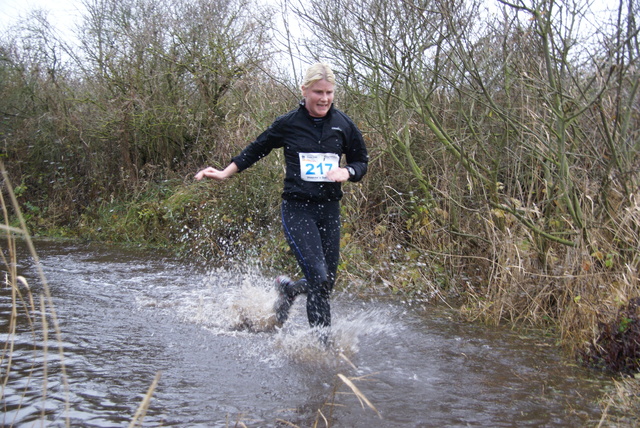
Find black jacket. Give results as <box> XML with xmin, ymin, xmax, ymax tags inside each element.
<box><xmin>232</xmin><ymin>101</ymin><xmax>368</xmax><ymax>202</ymax></box>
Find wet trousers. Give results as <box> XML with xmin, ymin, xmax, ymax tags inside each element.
<box><xmin>281</xmin><ymin>199</ymin><xmax>341</xmax><ymax>328</ymax></box>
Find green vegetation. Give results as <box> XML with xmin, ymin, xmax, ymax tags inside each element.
<box><xmin>1</xmin><ymin>0</ymin><xmax>639</xmax><ymax>418</ymax></box>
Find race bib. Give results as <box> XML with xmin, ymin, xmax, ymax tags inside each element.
<box><xmin>299</xmin><ymin>152</ymin><xmax>340</xmax><ymax>182</ymax></box>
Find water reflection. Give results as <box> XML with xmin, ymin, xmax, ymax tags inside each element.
<box><xmin>1</xmin><ymin>239</ymin><xmax>611</xmax><ymax>427</ymax></box>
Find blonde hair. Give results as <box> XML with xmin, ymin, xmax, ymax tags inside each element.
<box><xmin>301</xmin><ymin>63</ymin><xmax>336</xmax><ymax>89</ymax></box>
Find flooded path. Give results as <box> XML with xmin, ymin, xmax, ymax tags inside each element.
<box><xmin>2</xmin><ymin>240</ymin><xmax>611</xmax><ymax>427</ymax></box>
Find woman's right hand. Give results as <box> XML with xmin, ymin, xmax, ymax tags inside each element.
<box><xmin>194</xmin><ymin>163</ymin><xmax>239</xmax><ymax>181</ymax></box>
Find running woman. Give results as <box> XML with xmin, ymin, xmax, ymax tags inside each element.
<box><xmin>195</xmin><ymin>63</ymin><xmax>368</xmax><ymax>340</ymax></box>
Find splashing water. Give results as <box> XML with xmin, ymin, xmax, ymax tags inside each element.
<box><xmin>137</xmin><ymin>267</ymin><xmax>282</xmax><ymax>334</ymax></box>
<box><xmin>137</xmin><ymin>265</ymin><xmax>401</xmax><ymax>367</ymax></box>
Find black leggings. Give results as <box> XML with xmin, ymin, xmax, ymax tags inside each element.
<box><xmin>281</xmin><ymin>199</ymin><xmax>341</xmax><ymax>328</ymax></box>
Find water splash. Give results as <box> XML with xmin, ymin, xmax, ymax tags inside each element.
<box><xmin>164</xmin><ymin>267</ymin><xmax>282</xmax><ymax>334</ymax></box>
<box><xmin>136</xmin><ymin>267</ymin><xmax>401</xmax><ymax>368</ymax></box>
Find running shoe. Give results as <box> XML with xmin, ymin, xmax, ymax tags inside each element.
<box><xmin>273</xmin><ymin>276</ymin><xmax>294</xmax><ymax>326</ymax></box>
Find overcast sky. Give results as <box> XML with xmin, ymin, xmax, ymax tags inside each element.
<box><xmin>1</xmin><ymin>0</ymin><xmax>83</xmax><ymax>27</ymax></box>
<box><xmin>0</xmin><ymin>0</ymin><xmax>616</xmax><ymax>47</ymax></box>
<box><xmin>0</xmin><ymin>0</ymin><xmax>85</xmax><ymax>42</ymax></box>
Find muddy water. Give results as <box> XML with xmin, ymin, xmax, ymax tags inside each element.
<box><xmin>2</xmin><ymin>239</ymin><xmax>611</xmax><ymax>427</ymax></box>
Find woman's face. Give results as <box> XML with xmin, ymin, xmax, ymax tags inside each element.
<box><xmin>301</xmin><ymin>79</ymin><xmax>335</xmax><ymax>118</ymax></box>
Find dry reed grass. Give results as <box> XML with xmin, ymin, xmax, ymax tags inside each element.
<box><xmin>0</xmin><ymin>163</ymin><xmax>160</xmax><ymax>427</ymax></box>
<box><xmin>452</xmin><ymin>189</ymin><xmax>640</xmax><ymax>421</ymax></box>
<box><xmin>309</xmin><ymin>372</ymin><xmax>380</xmax><ymax>428</ymax></box>
<box><xmin>1</xmin><ymin>163</ymin><xmax>71</xmax><ymax>427</ymax></box>
<box><xmin>598</xmin><ymin>376</ymin><xmax>640</xmax><ymax>427</ymax></box>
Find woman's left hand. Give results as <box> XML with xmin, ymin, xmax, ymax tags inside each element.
<box><xmin>326</xmin><ymin>167</ymin><xmax>350</xmax><ymax>183</ymax></box>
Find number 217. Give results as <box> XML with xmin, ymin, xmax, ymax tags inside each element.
<box><xmin>305</xmin><ymin>162</ymin><xmax>334</xmax><ymax>176</ymax></box>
